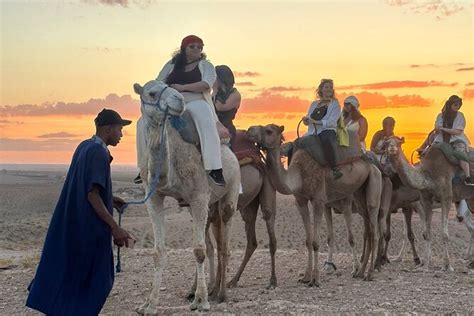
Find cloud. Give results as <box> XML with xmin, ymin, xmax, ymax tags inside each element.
<box><xmin>80</xmin><ymin>47</ymin><xmax>121</xmax><ymax>54</ymax></box>
<box><xmin>239</xmin><ymin>91</ymin><xmax>310</xmax><ymax>114</ymax></box>
<box><xmin>81</xmin><ymin>0</ymin><xmax>155</xmax><ymax>8</ymax></box>
<box><xmin>456</xmin><ymin>67</ymin><xmax>474</xmax><ymax>72</ymax></box>
<box><xmin>462</xmin><ymin>89</ymin><xmax>474</xmax><ymax>100</ymax></box>
<box><xmin>410</xmin><ymin>64</ymin><xmax>438</xmax><ymax>68</ymax></box>
<box><xmin>385</xmin><ymin>0</ymin><xmax>467</xmax><ymax>20</ymax></box>
<box><xmin>338</xmin><ymin>80</ymin><xmax>457</xmax><ymax>90</ymax></box>
<box><xmin>37</xmin><ymin>132</ymin><xmax>79</xmax><ymax>139</ymax></box>
<box><xmin>337</xmin><ymin>91</ymin><xmax>431</xmax><ymax>109</ymax></box>
<box><xmin>264</xmin><ymin>86</ymin><xmax>310</xmax><ymax>92</ymax></box>
<box><xmin>466</xmin><ymin>82</ymin><xmax>474</xmax><ymax>87</ymax></box>
<box><xmin>236</xmin><ymin>81</ymin><xmax>256</xmax><ymax>87</ymax></box>
<box><xmin>0</xmin><ymin>138</ymin><xmax>78</xmax><ymax>152</ymax></box>
<box><xmin>400</xmin><ymin>131</ymin><xmax>431</xmax><ymax>140</ymax></box>
<box><xmin>0</xmin><ymin>94</ymin><xmax>140</xmax><ymax>118</ymax></box>
<box><xmin>234</xmin><ymin>71</ymin><xmax>261</xmax><ymax>77</ymax></box>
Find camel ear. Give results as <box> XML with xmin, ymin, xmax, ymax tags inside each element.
<box><xmin>279</xmin><ymin>125</ymin><xmax>285</xmax><ymax>133</ymax></box>
<box><xmin>133</xmin><ymin>83</ymin><xmax>143</xmax><ymax>95</ymax></box>
<box><xmin>400</xmin><ymin>136</ymin><xmax>405</xmax><ymax>144</ymax></box>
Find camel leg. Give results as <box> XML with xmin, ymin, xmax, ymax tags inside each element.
<box><xmin>209</xmin><ymin>211</ymin><xmax>222</xmax><ymax>300</ymax></box>
<box><xmin>295</xmin><ymin>196</ymin><xmax>313</xmax><ymax>284</ymax></box>
<box><xmin>377</xmin><ymin>177</ymin><xmax>392</xmax><ymax>267</ymax></box>
<box><xmin>137</xmin><ymin>193</ymin><xmax>166</xmax><ymax>316</ymax></box>
<box><xmin>404</xmin><ymin>207</ymin><xmax>421</xmax><ymax>266</ymax></box>
<box><xmin>383</xmin><ymin>210</ymin><xmax>393</xmax><ymax>263</ymax></box>
<box><xmin>189</xmin><ymin>198</ymin><xmax>211</xmax><ymax>312</ymax></box>
<box><xmin>455</xmin><ymin>200</ymin><xmax>474</xmax><ymax>262</ymax></box>
<box><xmin>358</xmin><ymin>215</ymin><xmax>371</xmax><ymax>278</ymax></box>
<box><xmin>212</xmin><ymin>202</ymin><xmax>234</xmax><ymax>303</ymax></box>
<box><xmin>421</xmin><ymin>194</ymin><xmax>433</xmax><ymax>270</ymax></box>
<box><xmin>323</xmin><ymin>206</ymin><xmax>337</xmax><ymax>274</ymax></box>
<box><xmin>364</xmin><ymin>166</ymin><xmax>382</xmax><ymax>281</ymax></box>
<box><xmin>227</xmin><ymin>199</ymin><xmax>259</xmax><ymax>288</ymax></box>
<box><xmin>260</xmin><ymin>178</ymin><xmax>278</xmax><ymax>289</ymax></box>
<box><xmin>394</xmin><ymin>208</ymin><xmax>408</xmax><ymax>263</ymax></box>
<box><xmin>187</xmin><ymin>217</ymin><xmax>215</xmax><ymax>301</ymax></box>
<box><xmin>341</xmin><ymin>202</ymin><xmax>360</xmax><ymax>276</ymax></box>
<box><xmin>440</xmin><ymin>197</ymin><xmax>454</xmax><ymax>272</ymax></box>
<box><xmin>310</xmin><ymin>199</ymin><xmax>324</xmax><ymax>287</ymax></box>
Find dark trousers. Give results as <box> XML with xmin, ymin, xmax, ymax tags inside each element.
<box><xmin>319</xmin><ymin>130</ymin><xmax>338</xmax><ymax>168</ymax></box>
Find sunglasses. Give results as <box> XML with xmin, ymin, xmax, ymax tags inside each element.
<box><xmin>188</xmin><ymin>44</ymin><xmax>203</xmax><ymax>50</ymax></box>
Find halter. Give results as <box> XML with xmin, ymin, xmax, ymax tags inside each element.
<box><xmin>140</xmin><ymin>86</ymin><xmax>169</xmax><ymax>112</ymax></box>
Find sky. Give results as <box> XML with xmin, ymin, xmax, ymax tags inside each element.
<box><xmin>1</xmin><ymin>0</ymin><xmax>473</xmax><ymax>165</ymax></box>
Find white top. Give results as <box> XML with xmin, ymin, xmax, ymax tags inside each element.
<box><xmin>305</xmin><ymin>99</ymin><xmax>341</xmax><ymax>136</ymax></box>
<box><xmin>344</xmin><ymin>118</ymin><xmax>366</xmax><ymax>151</ymax></box>
<box><xmin>432</xmin><ymin>111</ymin><xmax>470</xmax><ymax>145</ymax></box>
<box><xmin>156</xmin><ymin>59</ymin><xmax>217</xmax><ymax>115</ymax></box>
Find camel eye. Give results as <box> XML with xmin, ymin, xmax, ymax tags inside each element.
<box><xmin>149</xmin><ymin>91</ymin><xmax>156</xmax><ymax>98</ymax></box>
<box><xmin>265</xmin><ymin>130</ymin><xmax>272</xmax><ymax>135</ymax></box>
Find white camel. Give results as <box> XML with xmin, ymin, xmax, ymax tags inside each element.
<box><xmin>134</xmin><ymin>80</ymin><xmax>240</xmax><ymax>314</ymax></box>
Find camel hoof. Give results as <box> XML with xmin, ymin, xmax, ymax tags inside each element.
<box><xmin>298</xmin><ymin>278</ymin><xmax>310</xmax><ymax>284</ymax></box>
<box><xmin>186</xmin><ymin>291</ymin><xmax>195</xmax><ymax>302</ymax></box>
<box><xmin>443</xmin><ymin>264</ymin><xmax>454</xmax><ymax>272</ymax></box>
<box><xmin>323</xmin><ymin>261</ymin><xmax>337</xmax><ymax>274</ymax></box>
<box><xmin>393</xmin><ymin>256</ymin><xmax>403</xmax><ymax>263</ymax></box>
<box><xmin>227</xmin><ymin>279</ymin><xmax>239</xmax><ymax>288</ymax></box>
<box><xmin>266</xmin><ymin>281</ymin><xmax>278</xmax><ymax>290</ymax></box>
<box><xmin>364</xmin><ymin>274</ymin><xmax>374</xmax><ymax>281</ymax></box>
<box><xmin>136</xmin><ymin>301</ymin><xmax>149</xmax><ymax>315</ymax></box>
<box><xmin>307</xmin><ymin>280</ymin><xmax>320</xmax><ymax>288</ymax></box>
<box><xmin>190</xmin><ymin>298</ymin><xmax>210</xmax><ymax>312</ymax></box>
<box><xmin>414</xmin><ymin>257</ymin><xmax>421</xmax><ymax>266</ymax></box>
<box><xmin>137</xmin><ymin>304</ymin><xmax>158</xmax><ymax>316</ymax></box>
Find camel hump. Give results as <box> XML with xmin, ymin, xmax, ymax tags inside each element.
<box><xmin>233</xmin><ymin>130</ymin><xmax>263</xmax><ymax>167</ymax></box>
<box><xmin>294</xmin><ymin>130</ymin><xmax>362</xmax><ymax>167</ymax></box>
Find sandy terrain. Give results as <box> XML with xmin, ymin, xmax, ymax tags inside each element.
<box><xmin>0</xmin><ymin>169</ymin><xmax>473</xmax><ymax>315</ymax></box>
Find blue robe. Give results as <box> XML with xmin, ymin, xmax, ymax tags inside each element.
<box><xmin>26</xmin><ymin>138</ymin><xmax>114</xmax><ymax>316</ymax></box>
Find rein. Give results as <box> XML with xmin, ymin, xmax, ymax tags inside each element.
<box><xmin>114</xmin><ymin>85</ymin><xmax>170</xmax><ymax>272</ymax></box>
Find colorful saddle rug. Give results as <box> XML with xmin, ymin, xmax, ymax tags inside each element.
<box><xmin>232</xmin><ymin>130</ymin><xmax>265</xmax><ymax>170</ymax></box>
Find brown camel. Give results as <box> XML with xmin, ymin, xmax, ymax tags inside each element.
<box><xmin>386</xmin><ymin>136</ymin><xmax>474</xmax><ymax>271</ymax></box>
<box><xmin>224</xmin><ymin>131</ymin><xmax>280</xmax><ymax>289</ymax></box>
<box><xmin>134</xmin><ymin>80</ymin><xmax>240</xmax><ymax>313</ymax></box>
<box><xmin>247</xmin><ymin>124</ymin><xmax>382</xmax><ymax>284</ymax></box>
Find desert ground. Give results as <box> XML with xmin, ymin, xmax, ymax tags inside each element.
<box><xmin>0</xmin><ymin>167</ymin><xmax>473</xmax><ymax>315</ymax></box>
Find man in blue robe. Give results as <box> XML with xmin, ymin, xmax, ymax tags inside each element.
<box><xmin>26</xmin><ymin>109</ymin><xmax>133</xmax><ymax>315</ymax></box>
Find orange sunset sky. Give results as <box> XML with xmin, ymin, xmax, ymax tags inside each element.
<box><xmin>1</xmin><ymin>0</ymin><xmax>473</xmax><ymax>165</ymax></box>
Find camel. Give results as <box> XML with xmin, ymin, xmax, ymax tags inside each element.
<box><xmin>385</xmin><ymin>136</ymin><xmax>474</xmax><ymax>271</ymax></box>
<box><xmin>456</xmin><ymin>198</ymin><xmax>474</xmax><ymax>268</ymax></box>
<box><xmin>223</xmin><ymin>131</ymin><xmax>279</xmax><ymax>289</ymax></box>
<box><xmin>374</xmin><ymin>146</ymin><xmax>426</xmax><ymax>266</ymax></box>
<box><xmin>247</xmin><ymin>124</ymin><xmax>383</xmax><ymax>285</ymax></box>
<box><xmin>133</xmin><ymin>80</ymin><xmax>240</xmax><ymax>313</ymax></box>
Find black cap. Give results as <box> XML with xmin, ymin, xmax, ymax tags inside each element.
<box><xmin>94</xmin><ymin>109</ymin><xmax>132</xmax><ymax>127</ymax></box>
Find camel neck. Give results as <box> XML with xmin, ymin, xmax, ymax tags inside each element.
<box><xmin>391</xmin><ymin>152</ymin><xmax>430</xmax><ymax>190</ymax></box>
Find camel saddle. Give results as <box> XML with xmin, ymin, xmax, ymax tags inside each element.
<box><xmin>170</xmin><ymin>111</ymin><xmax>230</xmax><ymax>146</ymax></box>
<box><xmin>232</xmin><ymin>130</ymin><xmax>265</xmax><ymax>170</ymax></box>
<box><xmin>427</xmin><ymin>142</ymin><xmax>472</xmax><ymax>166</ymax></box>
<box><xmin>294</xmin><ymin>130</ymin><xmax>362</xmax><ymax>167</ymax></box>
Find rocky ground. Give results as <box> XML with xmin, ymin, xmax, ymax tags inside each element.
<box><xmin>1</xmin><ymin>170</ymin><xmax>473</xmax><ymax>315</ymax></box>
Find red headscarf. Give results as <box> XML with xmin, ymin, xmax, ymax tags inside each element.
<box><xmin>181</xmin><ymin>35</ymin><xmax>204</xmax><ymax>48</ymax></box>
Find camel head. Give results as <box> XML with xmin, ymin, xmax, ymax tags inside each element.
<box><xmin>384</xmin><ymin>136</ymin><xmax>405</xmax><ymax>157</ymax></box>
<box><xmin>247</xmin><ymin>124</ymin><xmax>285</xmax><ymax>150</ymax></box>
<box><xmin>134</xmin><ymin>80</ymin><xmax>185</xmax><ymax>121</ymax></box>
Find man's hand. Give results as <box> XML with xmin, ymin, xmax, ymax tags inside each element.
<box><xmin>113</xmin><ymin>196</ymin><xmax>126</xmax><ymax>210</ymax></box>
<box><xmin>112</xmin><ymin>226</ymin><xmax>131</xmax><ymax>248</ymax></box>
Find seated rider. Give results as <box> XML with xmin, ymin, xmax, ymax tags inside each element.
<box><xmin>430</xmin><ymin>95</ymin><xmax>473</xmax><ymax>186</ymax></box>
<box><xmin>303</xmin><ymin>79</ymin><xmax>343</xmax><ymax>179</ymax></box>
<box><xmin>213</xmin><ymin>65</ymin><xmax>241</xmax><ymax>149</ymax></box>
